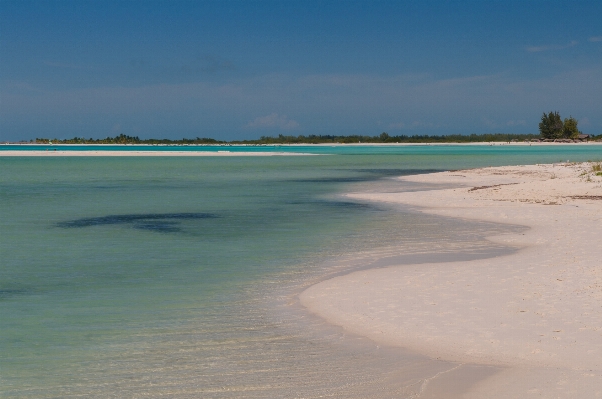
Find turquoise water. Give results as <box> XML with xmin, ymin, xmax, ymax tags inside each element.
<box><xmin>1</xmin><ymin>146</ymin><xmax>601</xmax><ymax>397</ymax></box>
<box><xmin>2</xmin><ymin>143</ymin><xmax>602</xmax><ymax>158</ymax></box>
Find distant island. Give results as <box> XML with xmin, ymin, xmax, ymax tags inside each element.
<box><xmin>22</xmin><ymin>131</ymin><xmax>599</xmax><ymax>145</ymax></box>
<box><xmin>9</xmin><ymin>112</ymin><xmax>599</xmax><ymax>145</ymax></box>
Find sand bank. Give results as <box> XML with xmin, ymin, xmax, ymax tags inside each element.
<box><xmin>0</xmin><ymin>150</ymin><xmax>314</xmax><ymax>156</ymax></box>
<box><xmin>301</xmin><ymin>162</ymin><xmax>602</xmax><ymax>397</ymax></box>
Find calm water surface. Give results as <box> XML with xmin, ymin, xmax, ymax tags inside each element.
<box><xmin>1</xmin><ymin>146</ymin><xmax>601</xmax><ymax>397</ymax></box>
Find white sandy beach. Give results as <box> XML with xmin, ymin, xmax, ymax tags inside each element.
<box><xmin>300</xmin><ymin>162</ymin><xmax>602</xmax><ymax>398</ymax></box>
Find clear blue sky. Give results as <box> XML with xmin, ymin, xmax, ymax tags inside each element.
<box><xmin>1</xmin><ymin>1</ymin><xmax>601</xmax><ymax>141</ymax></box>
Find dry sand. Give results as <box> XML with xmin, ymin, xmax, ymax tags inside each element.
<box><xmin>300</xmin><ymin>162</ymin><xmax>602</xmax><ymax>398</ymax></box>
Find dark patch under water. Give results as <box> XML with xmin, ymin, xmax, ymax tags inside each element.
<box><xmin>351</xmin><ymin>168</ymin><xmax>442</xmax><ymax>176</ymax></box>
<box><xmin>0</xmin><ymin>288</ymin><xmax>28</xmax><ymax>300</ymax></box>
<box><xmin>294</xmin><ymin>169</ymin><xmax>443</xmax><ymax>183</ymax></box>
<box><xmin>286</xmin><ymin>199</ymin><xmax>379</xmax><ymax>210</ymax></box>
<box><xmin>292</xmin><ymin>176</ymin><xmax>373</xmax><ymax>183</ymax></box>
<box><xmin>57</xmin><ymin>213</ymin><xmax>218</xmax><ymax>233</ymax></box>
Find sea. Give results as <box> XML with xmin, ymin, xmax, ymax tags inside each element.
<box><xmin>1</xmin><ymin>144</ymin><xmax>601</xmax><ymax>398</ymax></box>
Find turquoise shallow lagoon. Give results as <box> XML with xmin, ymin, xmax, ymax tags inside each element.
<box><xmin>3</xmin><ymin>142</ymin><xmax>602</xmax><ymax>157</ymax></box>
<box><xmin>1</xmin><ymin>146</ymin><xmax>601</xmax><ymax>397</ymax></box>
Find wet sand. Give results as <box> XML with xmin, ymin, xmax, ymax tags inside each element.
<box><xmin>301</xmin><ymin>162</ymin><xmax>602</xmax><ymax>397</ymax></box>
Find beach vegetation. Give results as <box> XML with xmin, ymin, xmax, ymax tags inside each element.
<box><xmin>562</xmin><ymin>116</ymin><xmax>581</xmax><ymax>139</ymax></box>
<box><xmin>539</xmin><ymin>111</ymin><xmax>563</xmax><ymax>139</ymax></box>
<box><xmin>538</xmin><ymin>111</ymin><xmax>582</xmax><ymax>139</ymax></box>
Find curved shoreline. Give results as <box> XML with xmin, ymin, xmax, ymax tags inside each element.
<box><xmin>300</xmin><ymin>162</ymin><xmax>602</xmax><ymax>397</ymax></box>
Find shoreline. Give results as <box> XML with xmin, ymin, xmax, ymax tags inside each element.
<box><xmin>2</xmin><ymin>141</ymin><xmax>601</xmax><ymax>148</ymax></box>
<box><xmin>300</xmin><ymin>162</ymin><xmax>602</xmax><ymax>397</ymax></box>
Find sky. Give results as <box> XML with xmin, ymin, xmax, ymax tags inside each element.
<box><xmin>1</xmin><ymin>1</ymin><xmax>601</xmax><ymax>141</ymax></box>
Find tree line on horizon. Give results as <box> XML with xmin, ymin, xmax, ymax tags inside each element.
<box><xmin>32</xmin><ymin>134</ymin><xmax>222</xmax><ymax>145</ymax></box>
<box><xmin>31</xmin><ymin>132</ymin><xmax>546</xmax><ymax>145</ymax></box>
<box><xmin>27</xmin><ymin>114</ymin><xmax>596</xmax><ymax>145</ymax></box>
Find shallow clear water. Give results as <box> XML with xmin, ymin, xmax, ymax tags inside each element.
<box><xmin>1</xmin><ymin>147</ymin><xmax>601</xmax><ymax>397</ymax></box>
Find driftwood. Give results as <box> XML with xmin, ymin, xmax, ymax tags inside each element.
<box><xmin>570</xmin><ymin>195</ymin><xmax>602</xmax><ymax>200</ymax></box>
<box><xmin>469</xmin><ymin>183</ymin><xmax>518</xmax><ymax>192</ymax></box>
